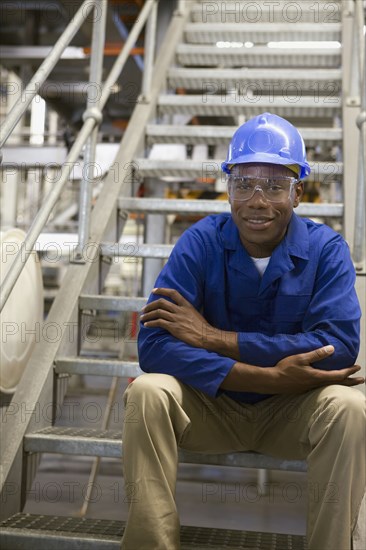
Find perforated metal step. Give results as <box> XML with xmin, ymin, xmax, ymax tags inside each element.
<box><xmin>133</xmin><ymin>159</ymin><xmax>343</xmax><ymax>179</ymax></box>
<box><xmin>55</xmin><ymin>358</ymin><xmax>142</xmax><ymax>377</ymax></box>
<box><xmin>168</xmin><ymin>67</ymin><xmax>342</xmax><ymax>90</ymax></box>
<box><xmin>119</xmin><ymin>196</ymin><xmax>232</xmax><ymax>213</ymax></box>
<box><xmin>79</xmin><ymin>295</ymin><xmax>146</xmax><ymax>312</ymax></box>
<box><xmin>145</xmin><ymin>125</ymin><xmax>342</xmax><ymax>147</ymax></box>
<box><xmin>24</xmin><ymin>427</ymin><xmax>123</xmax><ymax>457</ymax></box>
<box><xmin>100</xmin><ymin>242</ymin><xmax>173</xmax><ymax>259</ymax></box>
<box><xmin>157</xmin><ymin>95</ymin><xmax>341</xmax><ymax>119</ymax></box>
<box><xmin>184</xmin><ymin>22</ymin><xmax>341</xmax><ymax>44</ymax></box>
<box><xmin>176</xmin><ymin>44</ymin><xmax>341</xmax><ymax>68</ymax></box>
<box><xmin>23</xmin><ymin>427</ymin><xmax>306</xmax><ymax>472</ymax></box>
<box><xmin>117</xmin><ymin>198</ymin><xmax>343</xmax><ymax>218</ymax></box>
<box><xmin>190</xmin><ymin>0</ymin><xmax>341</xmax><ymax>24</ymax></box>
<box><xmin>0</xmin><ymin>513</ymin><xmax>307</xmax><ymax>549</ymax></box>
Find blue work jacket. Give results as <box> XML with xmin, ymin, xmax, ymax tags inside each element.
<box><xmin>138</xmin><ymin>213</ymin><xmax>361</xmax><ymax>403</ymax></box>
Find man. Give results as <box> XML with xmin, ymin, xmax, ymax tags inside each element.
<box><xmin>121</xmin><ymin>113</ymin><xmax>365</xmax><ymax>550</ymax></box>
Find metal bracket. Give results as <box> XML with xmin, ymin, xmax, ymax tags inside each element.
<box><xmin>137</xmin><ymin>94</ymin><xmax>151</xmax><ymax>104</ymax></box>
<box><xmin>356</xmin><ymin>111</ymin><xmax>366</xmax><ymax>129</ymax></box>
<box><xmin>82</xmin><ymin>107</ymin><xmax>103</xmax><ymax>125</ymax></box>
<box><xmin>346</xmin><ymin>97</ymin><xmax>361</xmax><ymax>107</ymax></box>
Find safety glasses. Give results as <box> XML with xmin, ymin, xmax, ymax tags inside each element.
<box><xmin>227</xmin><ymin>175</ymin><xmax>299</xmax><ymax>203</ymax></box>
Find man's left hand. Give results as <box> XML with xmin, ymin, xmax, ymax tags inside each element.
<box><xmin>140</xmin><ymin>288</ymin><xmax>214</xmax><ymax>348</ymax></box>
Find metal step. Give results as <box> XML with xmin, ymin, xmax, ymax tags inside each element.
<box><xmin>0</xmin><ymin>513</ymin><xmax>307</xmax><ymax>549</ymax></box>
<box><xmin>119</xmin><ymin>196</ymin><xmax>231</xmax><ymax>213</ymax></box>
<box><xmin>24</xmin><ymin>427</ymin><xmax>122</xmax><ymax>457</ymax></box>
<box><xmin>146</xmin><ymin>125</ymin><xmax>343</xmax><ymax>146</ymax></box>
<box><xmin>190</xmin><ymin>0</ymin><xmax>341</xmax><ymax>23</ymax></box>
<box><xmin>184</xmin><ymin>22</ymin><xmax>341</xmax><ymax>44</ymax></box>
<box><xmin>168</xmin><ymin>67</ymin><xmax>342</xmax><ymax>90</ymax></box>
<box><xmin>133</xmin><ymin>159</ymin><xmax>343</xmax><ymax>179</ymax></box>
<box><xmin>79</xmin><ymin>295</ymin><xmax>146</xmax><ymax>312</ymax></box>
<box><xmin>55</xmin><ymin>358</ymin><xmax>142</xmax><ymax>377</ymax></box>
<box><xmin>118</xmin><ymin>198</ymin><xmax>343</xmax><ymax>218</ymax></box>
<box><xmin>176</xmin><ymin>44</ymin><xmax>341</xmax><ymax>68</ymax></box>
<box><xmin>23</xmin><ymin>427</ymin><xmax>306</xmax><ymax>471</ymax></box>
<box><xmin>100</xmin><ymin>242</ymin><xmax>173</xmax><ymax>259</ymax></box>
<box><xmin>157</xmin><ymin>95</ymin><xmax>341</xmax><ymax>118</ymax></box>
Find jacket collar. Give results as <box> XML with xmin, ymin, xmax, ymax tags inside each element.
<box><xmin>221</xmin><ymin>213</ymin><xmax>309</xmax><ymax>292</ymax></box>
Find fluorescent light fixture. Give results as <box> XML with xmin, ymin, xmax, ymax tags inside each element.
<box><xmin>60</xmin><ymin>47</ymin><xmax>87</xmax><ymax>59</ymax></box>
<box><xmin>30</xmin><ymin>95</ymin><xmax>46</xmax><ymax>146</ymax></box>
<box><xmin>216</xmin><ymin>41</ymin><xmax>245</xmax><ymax>48</ymax></box>
<box><xmin>267</xmin><ymin>41</ymin><xmax>341</xmax><ymax>49</ymax></box>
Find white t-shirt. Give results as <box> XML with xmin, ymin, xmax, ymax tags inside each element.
<box><xmin>250</xmin><ymin>256</ymin><xmax>271</xmax><ymax>276</ymax></box>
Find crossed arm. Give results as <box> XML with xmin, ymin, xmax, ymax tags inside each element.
<box><xmin>140</xmin><ymin>287</ymin><xmax>364</xmax><ymax>394</ymax></box>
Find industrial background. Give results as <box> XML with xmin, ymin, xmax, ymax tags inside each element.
<box><xmin>0</xmin><ymin>0</ymin><xmax>365</xmax><ymax>548</ymax></box>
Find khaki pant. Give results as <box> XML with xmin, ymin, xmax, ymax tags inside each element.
<box><xmin>121</xmin><ymin>374</ymin><xmax>366</xmax><ymax>550</ymax></box>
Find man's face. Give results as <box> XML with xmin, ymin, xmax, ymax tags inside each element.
<box><xmin>228</xmin><ymin>163</ymin><xmax>303</xmax><ymax>258</ymax></box>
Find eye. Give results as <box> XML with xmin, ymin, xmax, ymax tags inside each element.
<box><xmin>237</xmin><ymin>182</ymin><xmax>252</xmax><ymax>190</ymax></box>
<box><xmin>268</xmin><ymin>184</ymin><xmax>283</xmax><ymax>192</ymax></box>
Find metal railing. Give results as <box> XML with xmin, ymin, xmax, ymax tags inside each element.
<box><xmin>351</xmin><ymin>0</ymin><xmax>366</xmax><ymax>269</ymax></box>
<box><xmin>0</xmin><ymin>0</ymin><xmax>160</xmax><ymax>312</ymax></box>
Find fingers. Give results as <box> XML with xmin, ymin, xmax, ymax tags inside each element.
<box><xmin>151</xmin><ymin>288</ymin><xmax>187</xmax><ymax>306</ymax></box>
<box><xmin>142</xmin><ymin>298</ymin><xmax>177</xmax><ymax>315</ymax></box>
<box><xmin>339</xmin><ymin>377</ymin><xmax>365</xmax><ymax>387</ymax></box>
<box><xmin>140</xmin><ymin>307</ymin><xmax>174</xmax><ymax>325</ymax></box>
<box><xmin>297</xmin><ymin>345</ymin><xmax>335</xmax><ymax>365</ymax></box>
<box><xmin>328</xmin><ymin>365</ymin><xmax>362</xmax><ymax>381</ymax></box>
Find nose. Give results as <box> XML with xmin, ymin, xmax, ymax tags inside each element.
<box><xmin>246</xmin><ymin>186</ymin><xmax>269</xmax><ymax>207</ymax></box>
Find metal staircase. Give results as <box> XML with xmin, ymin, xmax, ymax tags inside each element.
<box><xmin>1</xmin><ymin>0</ymin><xmax>365</xmax><ymax>548</ymax></box>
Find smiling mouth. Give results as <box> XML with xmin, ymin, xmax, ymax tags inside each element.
<box><xmin>243</xmin><ymin>218</ymin><xmax>274</xmax><ymax>229</ymax></box>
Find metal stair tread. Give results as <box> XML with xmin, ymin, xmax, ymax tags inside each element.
<box><xmin>119</xmin><ymin>197</ymin><xmax>231</xmax><ymax>213</ymax></box>
<box><xmin>24</xmin><ymin>427</ymin><xmax>122</xmax><ymax>457</ymax></box>
<box><xmin>117</xmin><ymin>198</ymin><xmax>343</xmax><ymax>218</ymax></box>
<box><xmin>0</xmin><ymin>513</ymin><xmax>307</xmax><ymax>549</ymax></box>
<box><xmin>55</xmin><ymin>357</ymin><xmax>142</xmax><ymax>377</ymax></box>
<box><xmin>168</xmin><ymin>67</ymin><xmax>342</xmax><ymax>84</ymax></box>
<box><xmin>190</xmin><ymin>0</ymin><xmax>340</xmax><ymax>23</ymax></box>
<box><xmin>133</xmin><ymin>158</ymin><xmax>343</xmax><ymax>177</ymax></box>
<box><xmin>79</xmin><ymin>295</ymin><xmax>147</xmax><ymax>312</ymax></box>
<box><xmin>145</xmin><ymin>125</ymin><xmax>343</xmax><ymax>146</ymax></box>
<box><xmin>157</xmin><ymin>95</ymin><xmax>341</xmax><ymax>117</ymax></box>
<box><xmin>175</xmin><ymin>44</ymin><xmax>341</xmax><ymax>68</ymax></box>
<box><xmin>24</xmin><ymin>428</ymin><xmax>306</xmax><ymax>471</ymax></box>
<box><xmin>184</xmin><ymin>22</ymin><xmax>341</xmax><ymax>43</ymax></box>
<box><xmin>100</xmin><ymin>242</ymin><xmax>173</xmax><ymax>258</ymax></box>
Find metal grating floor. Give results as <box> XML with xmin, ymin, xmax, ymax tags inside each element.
<box><xmin>0</xmin><ymin>514</ymin><xmax>307</xmax><ymax>549</ymax></box>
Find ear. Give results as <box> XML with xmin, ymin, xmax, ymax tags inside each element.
<box><xmin>293</xmin><ymin>182</ymin><xmax>304</xmax><ymax>208</ymax></box>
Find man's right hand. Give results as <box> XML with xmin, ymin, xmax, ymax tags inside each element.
<box><xmin>220</xmin><ymin>345</ymin><xmax>365</xmax><ymax>393</ymax></box>
<box><xmin>272</xmin><ymin>345</ymin><xmax>365</xmax><ymax>393</ymax></box>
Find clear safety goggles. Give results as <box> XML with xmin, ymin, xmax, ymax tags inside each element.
<box><xmin>227</xmin><ymin>175</ymin><xmax>299</xmax><ymax>203</ymax></box>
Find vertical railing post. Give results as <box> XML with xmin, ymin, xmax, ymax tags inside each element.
<box><xmin>140</xmin><ymin>0</ymin><xmax>158</xmax><ymax>102</ymax></box>
<box><xmin>73</xmin><ymin>0</ymin><xmax>108</xmax><ymax>262</ymax></box>
<box><xmin>352</xmin><ymin>0</ymin><xmax>366</xmax><ymax>270</ymax></box>
<box><xmin>177</xmin><ymin>0</ymin><xmax>186</xmax><ymax>15</ymax></box>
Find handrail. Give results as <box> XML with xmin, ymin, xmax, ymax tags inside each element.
<box><xmin>0</xmin><ymin>0</ymin><xmax>158</xmax><ymax>312</ymax></box>
<box><xmin>74</xmin><ymin>0</ymin><xmax>108</xmax><ymax>261</ymax></box>
<box><xmin>0</xmin><ymin>0</ymin><xmax>97</xmax><ymax>147</ymax></box>
<box><xmin>352</xmin><ymin>0</ymin><xmax>366</xmax><ymax>268</ymax></box>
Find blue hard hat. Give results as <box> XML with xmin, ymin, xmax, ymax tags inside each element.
<box><xmin>222</xmin><ymin>112</ymin><xmax>311</xmax><ymax>180</ymax></box>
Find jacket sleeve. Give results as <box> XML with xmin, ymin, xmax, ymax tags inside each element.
<box><xmin>138</xmin><ymin>229</ymin><xmax>236</xmax><ymax>397</ymax></box>
<box><xmin>237</xmin><ymin>237</ymin><xmax>361</xmax><ymax>370</ymax></box>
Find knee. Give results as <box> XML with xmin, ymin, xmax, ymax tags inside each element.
<box><xmin>314</xmin><ymin>386</ymin><xmax>366</xmax><ymax>434</ymax></box>
<box><xmin>123</xmin><ymin>373</ymin><xmax>179</xmax><ymax>410</ymax></box>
